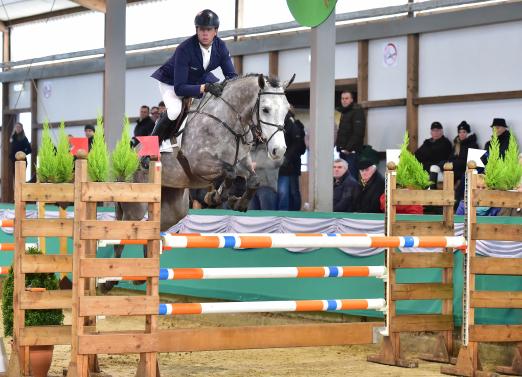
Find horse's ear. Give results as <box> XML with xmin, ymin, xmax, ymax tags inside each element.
<box><xmin>283</xmin><ymin>74</ymin><xmax>296</xmax><ymax>90</ymax></box>
<box><xmin>258</xmin><ymin>74</ymin><xmax>265</xmax><ymax>90</ymax></box>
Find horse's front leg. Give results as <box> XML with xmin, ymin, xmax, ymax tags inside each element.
<box><xmin>229</xmin><ymin>155</ymin><xmax>258</xmax><ymax>212</ymax></box>
<box><xmin>232</xmin><ymin>172</ymin><xmax>259</xmax><ymax>212</ymax></box>
<box><xmin>204</xmin><ymin>167</ymin><xmax>235</xmax><ymax>207</ymax></box>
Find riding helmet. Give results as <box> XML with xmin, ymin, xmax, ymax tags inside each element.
<box><xmin>194</xmin><ymin>9</ymin><xmax>220</xmax><ymax>28</ymax></box>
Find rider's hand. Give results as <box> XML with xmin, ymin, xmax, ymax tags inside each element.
<box><xmin>204</xmin><ymin>82</ymin><xmax>224</xmax><ymax>97</ymax></box>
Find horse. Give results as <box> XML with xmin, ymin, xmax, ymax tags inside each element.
<box><xmin>101</xmin><ymin>74</ymin><xmax>294</xmax><ymax>292</ymax></box>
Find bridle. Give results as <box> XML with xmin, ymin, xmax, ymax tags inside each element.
<box><xmin>185</xmin><ymin>84</ymin><xmax>287</xmax><ymax>167</ymax></box>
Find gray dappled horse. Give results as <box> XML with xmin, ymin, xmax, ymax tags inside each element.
<box><xmin>102</xmin><ymin>74</ymin><xmax>293</xmax><ymax>292</ymax></box>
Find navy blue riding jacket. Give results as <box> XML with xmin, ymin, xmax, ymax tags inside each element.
<box><xmin>151</xmin><ymin>34</ymin><xmax>237</xmax><ymax>98</ymax></box>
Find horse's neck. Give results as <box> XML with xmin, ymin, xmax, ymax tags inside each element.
<box><xmin>190</xmin><ymin>84</ymin><xmax>258</xmax><ymax>133</ymax></box>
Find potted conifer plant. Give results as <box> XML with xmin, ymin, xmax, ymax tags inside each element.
<box><xmin>2</xmin><ymin>246</ymin><xmax>64</xmax><ymax>377</ymax></box>
<box><xmin>87</xmin><ymin>115</ymin><xmax>109</xmax><ymax>182</ymax></box>
<box><xmin>111</xmin><ymin>117</ymin><xmax>139</xmax><ymax>182</ymax></box>
<box><xmin>396</xmin><ymin>132</ymin><xmax>432</xmax><ymax>190</ymax></box>
<box><xmin>485</xmin><ymin>132</ymin><xmax>522</xmax><ymax>191</ymax></box>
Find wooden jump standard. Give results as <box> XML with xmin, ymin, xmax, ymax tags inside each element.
<box><xmin>368</xmin><ymin>162</ymin><xmax>456</xmax><ymax>368</ymax></box>
<box><xmin>442</xmin><ymin>162</ymin><xmax>522</xmax><ymax>377</ymax></box>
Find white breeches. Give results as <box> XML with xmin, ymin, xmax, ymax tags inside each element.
<box><xmin>159</xmin><ymin>82</ymin><xmax>182</xmax><ymax>121</ymax></box>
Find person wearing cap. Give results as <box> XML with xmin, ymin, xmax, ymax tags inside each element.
<box><xmin>148</xmin><ymin>9</ymin><xmax>237</xmax><ymax>145</ymax></box>
<box><xmin>484</xmin><ymin>118</ymin><xmax>511</xmax><ymax>160</ymax></box>
<box><xmin>449</xmin><ymin>121</ymin><xmax>479</xmax><ymax>200</ymax></box>
<box><xmin>353</xmin><ymin>159</ymin><xmax>384</xmax><ymax>213</ymax></box>
<box><xmin>84</xmin><ymin>124</ymin><xmax>95</xmax><ymax>151</ymax></box>
<box><xmin>414</xmin><ymin>121</ymin><xmax>452</xmax><ymax>188</ymax></box>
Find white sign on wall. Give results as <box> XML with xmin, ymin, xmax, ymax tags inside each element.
<box><xmin>383</xmin><ymin>42</ymin><xmax>398</xmax><ymax>67</ymax></box>
<box><xmin>42</xmin><ymin>81</ymin><xmax>52</xmax><ymax>99</ymax></box>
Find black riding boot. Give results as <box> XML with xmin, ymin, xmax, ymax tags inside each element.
<box><xmin>150</xmin><ymin>112</ymin><xmax>177</xmax><ymax>146</ymax></box>
<box><xmin>429</xmin><ymin>171</ymin><xmax>438</xmax><ymax>190</ymax></box>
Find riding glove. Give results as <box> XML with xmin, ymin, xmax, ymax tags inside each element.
<box><xmin>204</xmin><ymin>82</ymin><xmax>224</xmax><ymax>97</ymax></box>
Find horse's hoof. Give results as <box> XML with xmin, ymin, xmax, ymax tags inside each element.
<box><xmin>99</xmin><ymin>280</ymin><xmax>118</xmax><ymax>294</ymax></box>
<box><xmin>234</xmin><ymin>201</ymin><xmax>249</xmax><ymax>212</ymax></box>
<box><xmin>204</xmin><ymin>191</ymin><xmax>221</xmax><ymax>206</ymax></box>
<box><xmin>226</xmin><ymin>196</ymin><xmax>239</xmax><ymax>207</ymax></box>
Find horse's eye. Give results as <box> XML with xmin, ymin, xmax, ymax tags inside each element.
<box><xmin>262</xmin><ymin>107</ymin><xmax>270</xmax><ymax>114</ymax></box>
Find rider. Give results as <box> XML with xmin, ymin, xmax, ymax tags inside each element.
<box><xmin>147</xmin><ymin>9</ymin><xmax>238</xmax><ymax>145</ymax></box>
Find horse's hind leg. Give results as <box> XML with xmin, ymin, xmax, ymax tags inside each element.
<box><xmin>161</xmin><ymin>187</ymin><xmax>189</xmax><ymax>232</ymax></box>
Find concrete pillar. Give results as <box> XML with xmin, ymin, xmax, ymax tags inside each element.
<box><xmin>103</xmin><ymin>0</ymin><xmax>126</xmax><ymax>150</ymax></box>
<box><xmin>308</xmin><ymin>10</ymin><xmax>335</xmax><ymax>212</ymax></box>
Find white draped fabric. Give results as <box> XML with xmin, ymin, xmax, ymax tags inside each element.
<box><xmin>2</xmin><ymin>209</ymin><xmax>520</xmax><ymax>257</ymax></box>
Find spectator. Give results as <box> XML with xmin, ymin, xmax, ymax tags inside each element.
<box><xmin>278</xmin><ymin>111</ymin><xmax>306</xmax><ymax>211</ymax></box>
<box><xmin>450</xmin><ymin>121</ymin><xmax>479</xmax><ymax>202</ymax></box>
<box><xmin>134</xmin><ymin>105</ymin><xmax>155</xmax><ymax>138</ymax></box>
<box><xmin>158</xmin><ymin>101</ymin><xmax>166</xmax><ymax>115</ymax></box>
<box><xmin>333</xmin><ymin>159</ymin><xmax>360</xmax><ymax>212</ymax></box>
<box><xmin>450</xmin><ymin>121</ymin><xmax>479</xmax><ymax>179</ymax></box>
<box><xmin>84</xmin><ymin>125</ymin><xmax>95</xmax><ymax>151</ymax></box>
<box><xmin>456</xmin><ymin>174</ymin><xmax>500</xmax><ymax>216</ymax></box>
<box><xmin>249</xmin><ymin>144</ymin><xmax>282</xmax><ymax>210</ymax></box>
<box><xmin>9</xmin><ymin>122</ymin><xmax>31</xmax><ymax>162</ymax></box>
<box><xmin>150</xmin><ymin>106</ymin><xmax>160</xmax><ymax>124</ymax></box>
<box><xmin>353</xmin><ymin>160</ymin><xmax>384</xmax><ymax>213</ymax></box>
<box><xmin>484</xmin><ymin>118</ymin><xmax>511</xmax><ymax>160</ymax></box>
<box><xmin>335</xmin><ymin>91</ymin><xmax>366</xmax><ymax>179</ymax></box>
<box><xmin>414</xmin><ymin>121</ymin><xmax>452</xmax><ymax>189</ymax></box>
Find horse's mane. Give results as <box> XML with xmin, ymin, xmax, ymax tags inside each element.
<box><xmin>224</xmin><ymin>73</ymin><xmax>282</xmax><ymax>89</ymax></box>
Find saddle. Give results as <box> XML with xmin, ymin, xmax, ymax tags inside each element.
<box><xmin>165</xmin><ymin>97</ymin><xmax>193</xmax><ymax>143</ymax></box>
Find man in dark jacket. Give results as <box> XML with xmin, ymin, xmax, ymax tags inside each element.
<box><xmin>333</xmin><ymin>159</ymin><xmax>361</xmax><ymax>212</ymax></box>
<box><xmin>353</xmin><ymin>160</ymin><xmax>384</xmax><ymax>213</ymax></box>
<box><xmin>335</xmin><ymin>91</ymin><xmax>366</xmax><ymax>179</ymax></box>
<box><xmin>414</xmin><ymin>121</ymin><xmax>452</xmax><ymax>188</ymax></box>
<box><xmin>278</xmin><ymin>111</ymin><xmax>307</xmax><ymax>211</ymax></box>
<box><xmin>149</xmin><ymin>9</ymin><xmax>237</xmax><ymax>144</ymax></box>
<box><xmin>133</xmin><ymin>105</ymin><xmax>155</xmax><ymax>138</ymax></box>
<box><xmin>484</xmin><ymin>118</ymin><xmax>511</xmax><ymax>160</ymax></box>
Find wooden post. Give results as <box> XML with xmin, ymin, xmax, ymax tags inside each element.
<box><xmin>9</xmin><ymin>153</ymin><xmax>27</xmax><ymax>375</ymax></box>
<box><xmin>357</xmin><ymin>40</ymin><xmax>369</xmax><ymax>145</ymax></box>
<box><xmin>406</xmin><ymin>34</ymin><xmax>419</xmax><ymax>151</ymax></box>
<box><xmin>269</xmin><ymin>51</ymin><xmax>278</xmax><ymax>78</ymax></box>
<box><xmin>59</xmin><ymin>206</ymin><xmax>68</xmax><ymax>281</ymax></box>
<box><xmin>136</xmin><ymin>159</ymin><xmax>162</xmax><ymax>377</ymax></box>
<box><xmin>68</xmin><ymin>152</ymin><xmax>89</xmax><ymax>377</ymax></box>
<box><xmin>233</xmin><ymin>55</ymin><xmax>243</xmax><ymax>76</ymax></box>
<box><xmin>38</xmin><ymin>202</ymin><xmax>46</xmax><ymax>254</ymax></box>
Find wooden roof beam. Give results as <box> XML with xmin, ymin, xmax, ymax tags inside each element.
<box><xmin>70</xmin><ymin>0</ymin><xmax>106</xmax><ymax>13</ymax></box>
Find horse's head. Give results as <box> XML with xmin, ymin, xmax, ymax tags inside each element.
<box><xmin>255</xmin><ymin>74</ymin><xmax>294</xmax><ymax>160</ymax></box>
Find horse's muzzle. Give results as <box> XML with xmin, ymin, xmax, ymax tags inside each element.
<box><xmin>268</xmin><ymin>145</ymin><xmax>286</xmax><ymax>161</ymax></box>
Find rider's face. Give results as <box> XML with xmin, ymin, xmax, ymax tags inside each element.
<box><xmin>197</xmin><ymin>27</ymin><xmax>217</xmax><ymax>48</ymax></box>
